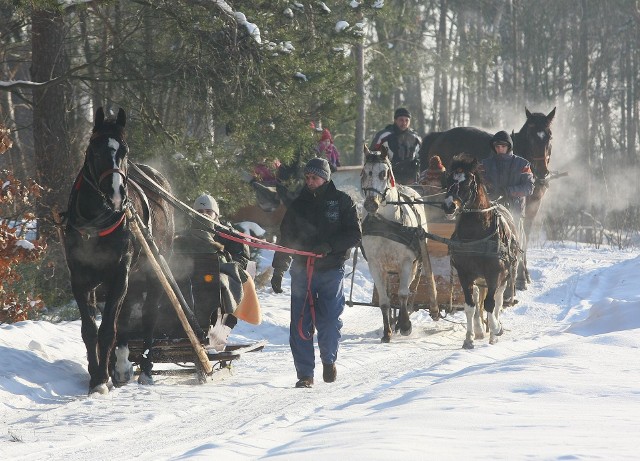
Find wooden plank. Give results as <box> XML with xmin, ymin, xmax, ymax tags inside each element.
<box><xmin>127</xmin><ymin>339</ymin><xmax>265</xmax><ymax>365</ymax></box>
<box><xmin>426</xmin><ymin>222</ymin><xmax>454</xmax><ymax>258</ymax></box>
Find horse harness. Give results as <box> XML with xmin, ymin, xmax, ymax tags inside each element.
<box><xmin>65</xmin><ymin>161</ymin><xmax>152</xmax><ymax>239</ymax></box>
<box><xmin>449</xmin><ymin>209</ymin><xmax>520</xmax><ymax>264</ymax></box>
<box><xmin>361</xmin><ymin>188</ymin><xmax>428</xmax><ymax>260</ymax></box>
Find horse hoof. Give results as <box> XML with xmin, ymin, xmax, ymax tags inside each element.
<box><xmin>400</xmin><ymin>324</ymin><xmax>412</xmax><ymax>336</ymax></box>
<box><xmin>489</xmin><ymin>337</ymin><xmax>499</xmax><ymax>345</ymax></box>
<box><xmin>495</xmin><ymin>325</ymin><xmax>504</xmax><ymax>336</ymax></box>
<box><xmin>516</xmin><ymin>279</ymin><xmax>528</xmax><ymax>291</ymax></box>
<box><xmin>381</xmin><ymin>336</ymin><xmax>391</xmax><ymax>343</ymax></box>
<box><xmin>138</xmin><ymin>372</ymin><xmax>154</xmax><ymax>385</ymax></box>
<box><xmin>89</xmin><ymin>383</ymin><xmax>110</xmax><ymax>395</ymax></box>
<box><xmin>462</xmin><ymin>340</ymin><xmax>474</xmax><ymax>349</ymax></box>
<box><xmin>113</xmin><ymin>364</ymin><xmax>134</xmax><ymax>387</ymax></box>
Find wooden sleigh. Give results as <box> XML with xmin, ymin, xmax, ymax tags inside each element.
<box><xmin>122</xmin><ymin>246</ymin><xmax>266</xmax><ymax>384</ymax></box>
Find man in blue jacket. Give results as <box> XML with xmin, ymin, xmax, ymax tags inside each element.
<box><xmin>480</xmin><ymin>131</ymin><xmax>535</xmax><ymax>221</ymax></box>
<box><xmin>271</xmin><ymin>158</ymin><xmax>361</xmax><ymax>388</ymax></box>
<box><xmin>480</xmin><ymin>130</ymin><xmax>535</xmax><ymax>292</ymax></box>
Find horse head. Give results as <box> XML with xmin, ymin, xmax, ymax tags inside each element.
<box><xmin>361</xmin><ymin>145</ymin><xmax>395</xmax><ymax>214</ymax></box>
<box><xmin>442</xmin><ymin>153</ymin><xmax>488</xmax><ymax>219</ymax></box>
<box><xmin>85</xmin><ymin>107</ymin><xmax>129</xmax><ymax>211</ymax></box>
<box><xmin>516</xmin><ymin>107</ymin><xmax>555</xmax><ymax>181</ymax></box>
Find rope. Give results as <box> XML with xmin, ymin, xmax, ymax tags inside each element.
<box><xmin>297</xmin><ymin>256</ymin><xmax>317</xmax><ymax>340</ymax></box>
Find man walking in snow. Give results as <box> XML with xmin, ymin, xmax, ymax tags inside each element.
<box><xmin>271</xmin><ymin>158</ymin><xmax>361</xmax><ymax>388</ymax></box>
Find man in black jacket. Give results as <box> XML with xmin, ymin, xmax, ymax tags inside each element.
<box><xmin>370</xmin><ymin>107</ymin><xmax>422</xmax><ymax>184</ymax></box>
<box><xmin>271</xmin><ymin>158</ymin><xmax>362</xmax><ymax>388</ymax></box>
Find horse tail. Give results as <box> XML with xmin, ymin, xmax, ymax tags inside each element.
<box><xmin>418</xmin><ymin>132</ymin><xmax>442</xmax><ymax>172</ymax></box>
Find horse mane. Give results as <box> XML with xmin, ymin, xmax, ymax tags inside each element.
<box><xmin>450</xmin><ymin>153</ymin><xmax>480</xmax><ymax>179</ymax></box>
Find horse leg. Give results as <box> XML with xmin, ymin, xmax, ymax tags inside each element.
<box><xmin>112</xmin><ymin>294</ymin><xmax>135</xmax><ymax>387</ymax></box>
<box><xmin>396</xmin><ymin>296</ymin><xmax>412</xmax><ymax>336</ymax></box>
<box><xmin>459</xmin><ymin>275</ymin><xmax>476</xmax><ymax>349</ymax></box>
<box><xmin>371</xmin><ymin>269</ymin><xmax>393</xmax><ymax>343</ymax></box>
<box><xmin>485</xmin><ymin>279</ymin><xmax>505</xmax><ymax>345</ymax></box>
<box><xmin>472</xmin><ymin>284</ymin><xmax>486</xmax><ymax>340</ymax></box>
<box><xmin>136</xmin><ymin>280</ymin><xmax>163</xmax><ymax>385</ymax></box>
<box><xmin>396</xmin><ymin>265</ymin><xmax>414</xmax><ymax>336</ymax></box>
<box><xmin>74</xmin><ymin>283</ymin><xmax>100</xmax><ymax>386</ymax></box>
<box><xmin>516</xmin><ymin>219</ymin><xmax>529</xmax><ymax>290</ymax></box>
<box><xmin>93</xmin><ymin>273</ymin><xmax>129</xmax><ymax>394</ymax></box>
<box><xmin>380</xmin><ymin>303</ymin><xmax>392</xmax><ymax>343</ymax></box>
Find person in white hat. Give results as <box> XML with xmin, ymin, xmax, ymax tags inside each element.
<box><xmin>164</xmin><ymin>194</ymin><xmax>261</xmax><ymax>352</ymax></box>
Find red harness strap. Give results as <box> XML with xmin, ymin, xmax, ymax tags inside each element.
<box><xmin>297</xmin><ymin>256</ymin><xmax>317</xmax><ymax>340</ymax></box>
<box><xmin>98</xmin><ymin>213</ymin><xmax>126</xmax><ymax>237</ymax></box>
<box><xmin>216</xmin><ymin>230</ymin><xmax>323</xmax><ymax>340</ymax></box>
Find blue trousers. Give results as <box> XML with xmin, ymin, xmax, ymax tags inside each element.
<box><xmin>289</xmin><ymin>261</ymin><xmax>345</xmax><ymax>379</ymax></box>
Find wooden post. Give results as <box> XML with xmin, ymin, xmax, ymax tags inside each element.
<box><xmin>419</xmin><ymin>238</ymin><xmax>439</xmax><ymax>319</ymax></box>
<box><xmin>125</xmin><ymin>208</ymin><xmax>213</xmax><ymax>375</ymax></box>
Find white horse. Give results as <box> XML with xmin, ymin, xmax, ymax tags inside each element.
<box><xmin>360</xmin><ymin>147</ymin><xmax>438</xmax><ymax>343</ymax></box>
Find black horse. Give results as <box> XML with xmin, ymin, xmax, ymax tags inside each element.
<box><xmin>64</xmin><ymin>107</ymin><xmax>174</xmax><ymax>394</ymax></box>
<box><xmin>420</xmin><ymin>107</ymin><xmax>556</xmax><ymax>287</ymax></box>
<box><xmin>442</xmin><ymin>154</ymin><xmax>520</xmax><ymax>349</ymax></box>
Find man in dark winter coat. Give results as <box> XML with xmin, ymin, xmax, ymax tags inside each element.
<box><xmin>271</xmin><ymin>158</ymin><xmax>361</xmax><ymax>388</ymax></box>
<box><xmin>480</xmin><ymin>131</ymin><xmax>535</xmax><ymax>220</ymax></box>
<box><xmin>370</xmin><ymin>107</ymin><xmax>422</xmax><ymax>184</ymax></box>
<box><xmin>480</xmin><ymin>131</ymin><xmax>535</xmax><ymax>293</ymax></box>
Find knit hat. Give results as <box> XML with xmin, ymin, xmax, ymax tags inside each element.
<box><xmin>394</xmin><ymin>107</ymin><xmax>411</xmax><ymax>119</ymax></box>
<box><xmin>304</xmin><ymin>157</ymin><xmax>331</xmax><ymax>182</ymax></box>
<box><xmin>194</xmin><ymin>194</ymin><xmax>219</xmax><ymax>217</ymax></box>
<box><xmin>320</xmin><ymin>128</ymin><xmax>333</xmax><ymax>143</ymax></box>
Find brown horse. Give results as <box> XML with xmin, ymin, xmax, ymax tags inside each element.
<box><xmin>442</xmin><ymin>154</ymin><xmax>520</xmax><ymax>349</ymax></box>
<box><xmin>419</xmin><ymin>107</ymin><xmax>556</xmax><ymax>287</ymax></box>
<box><xmin>65</xmin><ymin>108</ymin><xmax>174</xmax><ymax>394</ymax></box>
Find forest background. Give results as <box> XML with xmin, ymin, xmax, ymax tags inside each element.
<box><xmin>1</xmin><ymin>0</ymin><xmax>640</xmax><ymax>313</ymax></box>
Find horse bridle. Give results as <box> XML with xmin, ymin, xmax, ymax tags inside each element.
<box><xmin>82</xmin><ymin>134</ymin><xmax>130</xmax><ymax>208</ymax></box>
<box><xmin>361</xmin><ymin>158</ymin><xmax>393</xmax><ymax>202</ymax></box>
<box><xmin>524</xmin><ymin>130</ymin><xmax>551</xmax><ymax>181</ymax></box>
<box><xmin>445</xmin><ymin>172</ymin><xmax>479</xmax><ymax>214</ymax></box>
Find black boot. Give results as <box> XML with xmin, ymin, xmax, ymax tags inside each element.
<box><xmin>295</xmin><ymin>376</ymin><xmax>314</xmax><ymax>388</ymax></box>
<box><xmin>323</xmin><ymin>363</ymin><xmax>337</xmax><ymax>383</ymax></box>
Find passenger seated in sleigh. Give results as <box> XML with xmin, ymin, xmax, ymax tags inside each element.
<box><xmin>156</xmin><ymin>194</ymin><xmax>261</xmax><ymax>352</ymax></box>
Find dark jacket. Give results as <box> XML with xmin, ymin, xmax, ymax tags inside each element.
<box><xmin>272</xmin><ymin>181</ymin><xmax>361</xmax><ymax>272</ymax></box>
<box><xmin>371</xmin><ymin>124</ymin><xmax>422</xmax><ymax>165</ymax></box>
<box><xmin>371</xmin><ymin>124</ymin><xmax>422</xmax><ymax>183</ymax></box>
<box><xmin>480</xmin><ymin>147</ymin><xmax>535</xmax><ymax>215</ymax></box>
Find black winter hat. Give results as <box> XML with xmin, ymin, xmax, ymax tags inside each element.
<box><xmin>394</xmin><ymin>107</ymin><xmax>411</xmax><ymax>119</ymax></box>
<box><xmin>491</xmin><ymin>130</ymin><xmax>513</xmax><ymax>151</ymax></box>
<box><xmin>304</xmin><ymin>157</ymin><xmax>331</xmax><ymax>181</ymax></box>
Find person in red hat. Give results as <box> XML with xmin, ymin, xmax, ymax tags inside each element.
<box><xmin>315</xmin><ymin>128</ymin><xmax>341</xmax><ymax>172</ymax></box>
<box><xmin>419</xmin><ymin>155</ymin><xmax>447</xmax><ymax>193</ymax></box>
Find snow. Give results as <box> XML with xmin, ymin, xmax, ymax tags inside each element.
<box><xmin>335</xmin><ymin>21</ymin><xmax>350</xmax><ymax>33</ymax></box>
<box><xmin>2</xmin><ymin>243</ymin><xmax>640</xmax><ymax>460</ymax></box>
<box><xmin>15</xmin><ymin>239</ymin><xmax>35</xmax><ymax>250</ymax></box>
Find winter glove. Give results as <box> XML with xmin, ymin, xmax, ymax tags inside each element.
<box><xmin>271</xmin><ymin>269</ymin><xmax>285</xmax><ymax>294</ymax></box>
<box><xmin>311</xmin><ymin>243</ymin><xmax>332</xmax><ymax>257</ymax></box>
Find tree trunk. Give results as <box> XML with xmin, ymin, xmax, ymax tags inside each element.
<box><xmin>354</xmin><ymin>41</ymin><xmax>366</xmax><ymax>164</ymax></box>
<box><xmin>32</xmin><ymin>6</ymin><xmax>77</xmax><ymax>299</ymax></box>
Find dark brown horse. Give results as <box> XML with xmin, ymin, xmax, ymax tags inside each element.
<box><xmin>65</xmin><ymin>107</ymin><xmax>174</xmax><ymax>394</ymax></box>
<box><xmin>420</xmin><ymin>107</ymin><xmax>556</xmax><ymax>286</ymax></box>
<box><xmin>442</xmin><ymin>154</ymin><xmax>520</xmax><ymax>349</ymax></box>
